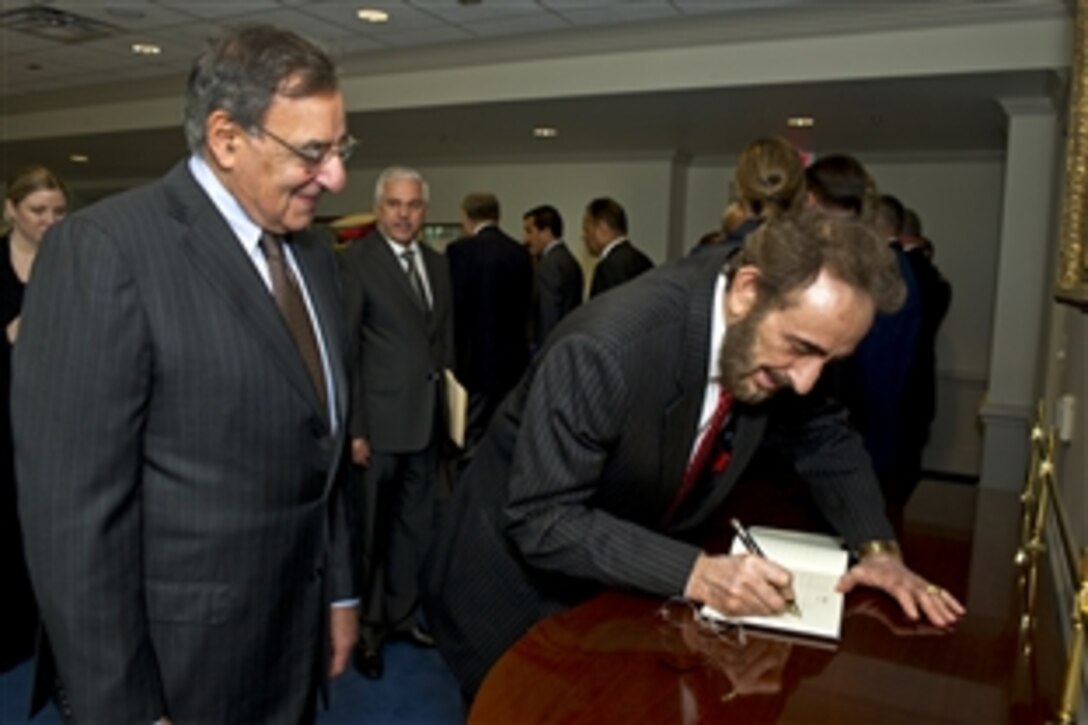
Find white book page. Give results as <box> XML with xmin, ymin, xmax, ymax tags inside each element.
<box><xmin>699</xmin><ymin>527</ymin><xmax>848</xmax><ymax>640</ymax></box>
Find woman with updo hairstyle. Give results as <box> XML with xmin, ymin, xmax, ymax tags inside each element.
<box><xmin>734</xmin><ymin>136</ymin><xmax>806</xmax><ymax>221</ymax></box>
<box><xmin>691</xmin><ymin>136</ymin><xmax>805</xmax><ymax>254</ymax></box>
<box><xmin>1</xmin><ymin>163</ymin><xmax>67</xmax><ymax>671</ymax></box>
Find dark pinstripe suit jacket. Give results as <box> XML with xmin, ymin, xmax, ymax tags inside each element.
<box><xmin>424</xmin><ymin>245</ymin><xmax>893</xmax><ymax>695</ymax></box>
<box><xmin>588</xmin><ymin>238</ymin><xmax>654</xmax><ymax>297</ymax></box>
<box><xmin>12</xmin><ymin>161</ymin><xmax>352</xmax><ymax>723</ymax></box>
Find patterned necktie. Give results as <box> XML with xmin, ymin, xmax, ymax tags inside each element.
<box><xmin>260</xmin><ymin>234</ymin><xmax>328</xmax><ymax>412</ymax></box>
<box><xmin>662</xmin><ymin>386</ymin><xmax>734</xmax><ymax>525</ymax></box>
<box><xmin>401</xmin><ymin>248</ymin><xmax>429</xmax><ymax>313</ymax></box>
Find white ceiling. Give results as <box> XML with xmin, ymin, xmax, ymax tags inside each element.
<box><xmin>0</xmin><ymin>0</ymin><xmax>1072</xmax><ymax>189</ymax></box>
<box><xmin>0</xmin><ymin>0</ymin><xmax>931</xmax><ymax>94</ymax></box>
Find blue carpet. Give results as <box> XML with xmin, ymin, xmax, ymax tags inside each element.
<box><xmin>0</xmin><ymin>642</ymin><xmax>465</xmax><ymax>724</ymax></box>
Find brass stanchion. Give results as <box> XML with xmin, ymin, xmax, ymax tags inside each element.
<box><xmin>1019</xmin><ymin>425</ymin><xmax>1056</xmax><ymax>657</ymax></box>
<box><xmin>1057</xmin><ymin>549</ymin><xmax>1088</xmax><ymax>723</ymax></box>
<box><xmin>1017</xmin><ymin>401</ymin><xmax>1047</xmax><ymax>562</ymax></box>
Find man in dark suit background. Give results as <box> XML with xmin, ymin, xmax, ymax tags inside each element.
<box><xmin>425</xmin><ymin>211</ymin><xmax>964</xmax><ymax>696</ymax></box>
<box><xmin>522</xmin><ymin>204</ymin><xmax>583</xmax><ymax>353</ymax></box>
<box><xmin>447</xmin><ymin>192</ymin><xmax>533</xmax><ymax>452</ymax></box>
<box><xmin>339</xmin><ymin>166</ymin><xmax>455</xmax><ymax>680</ymax></box>
<box><xmin>805</xmin><ymin>160</ymin><xmax>924</xmax><ymax>489</ymax></box>
<box><xmin>582</xmin><ymin>196</ymin><xmax>653</xmax><ymax>297</ymax></box>
<box><xmin>891</xmin><ymin>207</ymin><xmax>952</xmax><ymax>505</ymax></box>
<box><xmin>13</xmin><ymin>25</ymin><xmax>356</xmax><ymax>722</ymax></box>
<box><xmin>856</xmin><ymin>194</ymin><xmax>923</xmax><ymax>478</ymax></box>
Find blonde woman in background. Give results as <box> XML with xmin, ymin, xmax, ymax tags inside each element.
<box><xmin>691</xmin><ymin>136</ymin><xmax>806</xmax><ymax>254</ymax></box>
<box><xmin>2</xmin><ymin>164</ymin><xmax>67</xmax><ymax>671</ymax></box>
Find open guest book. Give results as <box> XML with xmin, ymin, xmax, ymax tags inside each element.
<box><xmin>699</xmin><ymin>527</ymin><xmax>849</xmax><ymax>640</ymax></box>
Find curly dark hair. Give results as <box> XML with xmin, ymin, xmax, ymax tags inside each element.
<box><xmin>732</xmin><ymin>209</ymin><xmax>905</xmax><ymax>315</ymax></box>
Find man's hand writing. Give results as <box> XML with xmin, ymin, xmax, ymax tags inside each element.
<box><xmin>685</xmin><ymin>552</ymin><xmax>796</xmax><ymax>616</ymax></box>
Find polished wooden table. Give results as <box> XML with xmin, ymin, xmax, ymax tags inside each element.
<box><xmin>470</xmin><ymin>481</ymin><xmax>1058</xmax><ymax>724</ymax></box>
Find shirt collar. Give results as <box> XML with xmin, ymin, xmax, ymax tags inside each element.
<box><xmin>381</xmin><ymin>232</ymin><xmax>419</xmax><ymax>258</ymax></box>
<box><xmin>188</xmin><ymin>154</ymin><xmax>262</xmax><ymax>255</ymax></box>
<box><xmin>599</xmin><ymin>236</ymin><xmax>628</xmax><ymax>260</ymax></box>
<box><xmin>708</xmin><ymin>271</ymin><xmax>728</xmax><ymax>386</ymax></box>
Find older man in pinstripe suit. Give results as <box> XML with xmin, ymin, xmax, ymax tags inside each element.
<box><xmin>13</xmin><ymin>25</ymin><xmax>355</xmax><ymax>723</ymax></box>
<box><xmin>425</xmin><ymin>211</ymin><xmax>965</xmax><ymax>696</ymax></box>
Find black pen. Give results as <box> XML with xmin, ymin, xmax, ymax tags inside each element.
<box><xmin>729</xmin><ymin>518</ymin><xmax>803</xmax><ymax>617</ymax></box>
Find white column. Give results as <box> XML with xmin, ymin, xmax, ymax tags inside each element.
<box><xmin>666</xmin><ymin>150</ymin><xmax>692</xmax><ymax>261</ymax></box>
<box><xmin>978</xmin><ymin>97</ymin><xmax>1060</xmax><ymax>490</ymax></box>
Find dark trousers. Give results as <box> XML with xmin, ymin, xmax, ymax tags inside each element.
<box><xmin>353</xmin><ymin>444</ymin><xmax>438</xmax><ymax>650</ymax></box>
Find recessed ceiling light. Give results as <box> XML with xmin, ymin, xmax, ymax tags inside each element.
<box><xmin>533</xmin><ymin>126</ymin><xmax>558</xmax><ymax>139</ymax></box>
<box><xmin>69</xmin><ymin>154</ymin><xmax>89</xmax><ymax>163</ymax></box>
<box><xmin>357</xmin><ymin>8</ymin><xmax>390</xmax><ymax>23</ymax></box>
<box><xmin>131</xmin><ymin>42</ymin><xmax>161</xmax><ymax>55</ymax></box>
<box><xmin>787</xmin><ymin>116</ymin><xmax>814</xmax><ymax>128</ymax></box>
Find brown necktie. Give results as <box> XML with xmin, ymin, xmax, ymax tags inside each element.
<box><xmin>260</xmin><ymin>234</ymin><xmax>328</xmax><ymax>412</ymax></box>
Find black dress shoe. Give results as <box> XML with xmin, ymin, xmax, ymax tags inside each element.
<box><xmin>407</xmin><ymin>624</ymin><xmax>436</xmax><ymax>648</ymax></box>
<box><xmin>353</xmin><ymin>647</ymin><xmax>383</xmax><ymax>680</ymax></box>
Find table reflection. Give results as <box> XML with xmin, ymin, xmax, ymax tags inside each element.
<box><xmin>470</xmin><ymin>482</ymin><xmax>1056</xmax><ymax>724</ymax></box>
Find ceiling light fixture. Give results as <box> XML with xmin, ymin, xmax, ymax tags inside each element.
<box><xmin>69</xmin><ymin>154</ymin><xmax>89</xmax><ymax>163</ymax></box>
<box><xmin>131</xmin><ymin>42</ymin><xmax>161</xmax><ymax>55</ymax></box>
<box><xmin>533</xmin><ymin>126</ymin><xmax>558</xmax><ymax>139</ymax></box>
<box><xmin>0</xmin><ymin>6</ymin><xmax>117</xmax><ymax>43</ymax></box>
<box><xmin>357</xmin><ymin>9</ymin><xmax>390</xmax><ymax>23</ymax></box>
<box><xmin>787</xmin><ymin>116</ymin><xmax>815</xmax><ymax>128</ymax></box>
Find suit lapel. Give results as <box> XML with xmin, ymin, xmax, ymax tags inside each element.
<box><xmin>374</xmin><ymin>236</ymin><xmax>432</xmax><ymax>332</ymax></box>
<box><xmin>164</xmin><ymin>163</ymin><xmax>327</xmax><ymax>419</ymax></box>
<box><xmin>421</xmin><ymin>245</ymin><xmax>448</xmax><ymax>337</ymax></box>
<box><xmin>669</xmin><ymin>406</ymin><xmax>769</xmax><ymax>532</ymax></box>
<box><xmin>657</xmin><ymin>258</ymin><xmax>719</xmax><ymax>518</ymax></box>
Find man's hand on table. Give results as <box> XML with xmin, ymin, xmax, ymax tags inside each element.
<box><xmin>838</xmin><ymin>551</ymin><xmax>965</xmax><ymax>628</ymax></box>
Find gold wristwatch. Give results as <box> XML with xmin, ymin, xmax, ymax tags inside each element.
<box><xmin>855</xmin><ymin>539</ymin><xmax>901</xmax><ymax>560</ymax></box>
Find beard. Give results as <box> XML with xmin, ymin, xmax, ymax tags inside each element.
<box><xmin>718</xmin><ymin>305</ymin><xmax>790</xmax><ymax>404</ymax></box>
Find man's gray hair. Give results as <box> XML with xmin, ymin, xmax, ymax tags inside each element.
<box><xmin>184</xmin><ymin>24</ymin><xmax>338</xmax><ymax>153</ymax></box>
<box><xmin>373</xmin><ymin>166</ymin><xmax>430</xmax><ymax>205</ymax></box>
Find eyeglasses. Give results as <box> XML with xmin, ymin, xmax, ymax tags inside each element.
<box><xmin>256</xmin><ymin>125</ymin><xmax>357</xmax><ymax>168</ymax></box>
